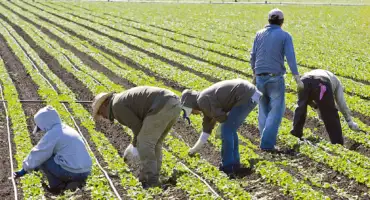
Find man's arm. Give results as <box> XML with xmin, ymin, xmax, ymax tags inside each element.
<box><xmin>250</xmin><ymin>37</ymin><xmax>257</xmax><ymax>74</ymax></box>
<box><xmin>334</xmin><ymin>82</ymin><xmax>352</xmax><ymax>122</ymax></box>
<box><xmin>284</xmin><ymin>33</ymin><xmax>299</xmax><ymax>75</ymax></box>
<box><xmin>114</xmin><ymin>107</ymin><xmax>142</xmax><ymax>147</ymax></box>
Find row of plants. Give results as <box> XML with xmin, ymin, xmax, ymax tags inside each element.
<box><xmin>0</xmin><ymin>7</ymin><xmax>143</xmax><ymax>199</ymax></box>
<box><xmin>21</xmin><ymin>4</ymin><xmax>333</xmax><ymax>198</ymax></box>
<box><xmin>58</xmin><ymin>2</ymin><xmax>370</xmax><ymax>83</ymax></box>
<box><xmin>32</xmin><ymin>0</ymin><xmax>370</xmax><ymax>180</ymax></box>
<box><xmin>5</xmin><ymin>2</ymin><xmax>250</xmax><ymax>198</ymax></box>
<box><xmin>12</xmin><ymin>2</ymin><xmax>318</xmax><ymax>198</ymax></box>
<box><xmin>35</xmin><ymin>1</ymin><xmax>370</xmax><ymax>123</ymax></box>
<box><xmin>13</xmin><ymin>1</ymin><xmax>368</xmax><ymax>198</ymax></box>
<box><xmin>245</xmin><ymin>103</ymin><xmax>370</xmax><ymax>188</ymax></box>
<box><xmin>41</xmin><ymin>0</ymin><xmax>370</xmax><ymax>150</ymax></box>
<box><xmin>0</xmin><ymin>57</ymin><xmax>44</xmax><ymax>199</ymax></box>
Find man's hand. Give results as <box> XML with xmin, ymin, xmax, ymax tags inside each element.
<box><xmin>189</xmin><ymin>132</ymin><xmax>210</xmax><ymax>155</ymax></box>
<box><xmin>13</xmin><ymin>169</ymin><xmax>27</xmax><ymax>179</ymax></box>
<box><xmin>348</xmin><ymin>120</ymin><xmax>360</xmax><ymax>131</ymax></box>
<box><xmin>294</xmin><ymin>75</ymin><xmax>304</xmax><ymax>91</ymax></box>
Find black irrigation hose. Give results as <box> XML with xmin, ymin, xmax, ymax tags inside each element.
<box><xmin>0</xmin><ymin>84</ymin><xmax>18</xmax><ymax>200</ymax></box>
<box><xmin>1</xmin><ymin>21</ymin><xmax>122</xmax><ymax>199</ymax></box>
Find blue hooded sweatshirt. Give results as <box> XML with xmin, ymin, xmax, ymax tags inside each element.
<box><xmin>23</xmin><ymin>106</ymin><xmax>92</xmax><ymax>174</ymax></box>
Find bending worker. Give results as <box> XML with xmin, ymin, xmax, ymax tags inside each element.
<box><xmin>291</xmin><ymin>69</ymin><xmax>360</xmax><ymax>145</ymax></box>
<box><xmin>14</xmin><ymin>106</ymin><xmax>92</xmax><ymax>193</ymax></box>
<box><xmin>92</xmin><ymin>86</ymin><xmax>181</xmax><ymax>188</ymax></box>
<box><xmin>181</xmin><ymin>79</ymin><xmax>262</xmax><ymax>176</ymax></box>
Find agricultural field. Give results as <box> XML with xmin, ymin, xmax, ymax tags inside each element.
<box><xmin>0</xmin><ymin>1</ymin><xmax>369</xmax><ymax>199</ymax></box>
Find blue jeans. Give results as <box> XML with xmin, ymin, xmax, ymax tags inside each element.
<box><xmin>220</xmin><ymin>100</ymin><xmax>257</xmax><ymax>173</ymax></box>
<box><xmin>40</xmin><ymin>156</ymin><xmax>90</xmax><ymax>189</ymax></box>
<box><xmin>256</xmin><ymin>75</ymin><xmax>285</xmax><ymax>150</ymax></box>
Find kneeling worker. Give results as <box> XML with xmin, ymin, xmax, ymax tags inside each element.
<box><xmin>14</xmin><ymin>106</ymin><xmax>92</xmax><ymax>193</ymax></box>
<box><xmin>291</xmin><ymin>69</ymin><xmax>360</xmax><ymax>145</ymax></box>
<box><xmin>92</xmin><ymin>86</ymin><xmax>181</xmax><ymax>188</ymax></box>
<box><xmin>181</xmin><ymin>79</ymin><xmax>262</xmax><ymax>176</ymax></box>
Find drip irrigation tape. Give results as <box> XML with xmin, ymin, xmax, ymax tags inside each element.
<box><xmin>163</xmin><ymin>149</ymin><xmax>222</xmax><ymax>199</ymax></box>
<box><xmin>0</xmin><ymin>84</ymin><xmax>18</xmax><ymax>200</ymax></box>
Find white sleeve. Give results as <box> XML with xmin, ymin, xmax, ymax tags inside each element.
<box><xmin>334</xmin><ymin>80</ymin><xmax>352</xmax><ymax>122</ymax></box>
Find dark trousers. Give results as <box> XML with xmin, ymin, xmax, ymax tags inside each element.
<box><xmin>290</xmin><ymin>77</ymin><xmax>343</xmax><ymax>145</ymax></box>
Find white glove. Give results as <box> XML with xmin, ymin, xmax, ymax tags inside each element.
<box><xmin>123</xmin><ymin>144</ymin><xmax>139</xmax><ymax>160</ymax></box>
<box><xmin>294</xmin><ymin>75</ymin><xmax>304</xmax><ymax>91</ymax></box>
<box><xmin>347</xmin><ymin>120</ymin><xmax>360</xmax><ymax>131</ymax></box>
<box><xmin>215</xmin><ymin>125</ymin><xmax>222</xmax><ymax>139</ymax></box>
<box><xmin>189</xmin><ymin>132</ymin><xmax>210</xmax><ymax>155</ymax></box>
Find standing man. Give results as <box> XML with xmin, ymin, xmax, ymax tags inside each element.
<box><xmin>291</xmin><ymin>69</ymin><xmax>360</xmax><ymax>145</ymax></box>
<box><xmin>92</xmin><ymin>86</ymin><xmax>182</xmax><ymax>188</ymax></box>
<box><xmin>250</xmin><ymin>8</ymin><xmax>304</xmax><ymax>151</ymax></box>
<box><xmin>181</xmin><ymin>79</ymin><xmax>262</xmax><ymax>176</ymax></box>
<box><xmin>13</xmin><ymin>106</ymin><xmax>92</xmax><ymax>194</ymax></box>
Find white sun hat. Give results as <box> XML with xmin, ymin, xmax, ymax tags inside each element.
<box><xmin>92</xmin><ymin>93</ymin><xmax>112</xmax><ymax>120</ymax></box>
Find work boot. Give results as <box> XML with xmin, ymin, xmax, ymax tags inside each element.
<box><xmin>219</xmin><ymin>165</ymin><xmax>236</xmax><ymax>179</ymax></box>
<box><xmin>65</xmin><ymin>181</ymin><xmax>82</xmax><ymax>191</ymax></box>
<box><xmin>43</xmin><ymin>182</ymin><xmax>65</xmax><ymax>195</ymax></box>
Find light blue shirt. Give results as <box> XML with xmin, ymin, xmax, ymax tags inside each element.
<box><xmin>250</xmin><ymin>24</ymin><xmax>298</xmax><ymax>75</ymax></box>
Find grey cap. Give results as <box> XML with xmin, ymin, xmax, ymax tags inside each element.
<box><xmin>268</xmin><ymin>8</ymin><xmax>284</xmax><ymax>20</ymax></box>
<box><xmin>180</xmin><ymin>89</ymin><xmax>199</xmax><ymax>119</ymax></box>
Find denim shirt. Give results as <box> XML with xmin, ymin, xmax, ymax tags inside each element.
<box><xmin>250</xmin><ymin>24</ymin><xmax>298</xmax><ymax>76</ymax></box>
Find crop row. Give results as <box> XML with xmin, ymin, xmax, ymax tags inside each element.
<box><xmin>55</xmin><ymin>2</ymin><xmax>370</xmax><ymax>84</ymax></box>
<box><xmin>33</xmin><ymin>0</ymin><xmax>370</xmax><ymax>151</ymax></box>
<box><xmin>27</xmin><ymin>0</ymin><xmax>370</xmax><ymax>194</ymax></box>
<box><xmin>35</xmin><ymin>1</ymin><xmax>370</xmax><ymax>127</ymax></box>
<box><xmin>34</xmin><ymin>0</ymin><xmax>370</xmax><ymax>189</ymax></box>
<box><xmin>0</xmin><ymin>9</ymin><xmax>142</xmax><ymax>199</ymax></box>
<box><xmin>2</xmin><ymin>2</ymin><xmax>252</xmax><ymax>199</ymax></box>
<box><xmin>8</xmin><ymin>0</ymin><xmax>370</xmax><ymax>198</ymax></box>
<box><xmin>10</xmin><ymin>1</ymin><xmax>334</xmax><ymax>198</ymax></box>
<box><xmin>0</xmin><ymin>55</ymin><xmax>44</xmax><ymax>199</ymax></box>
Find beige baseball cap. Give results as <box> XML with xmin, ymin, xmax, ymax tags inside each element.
<box><xmin>268</xmin><ymin>8</ymin><xmax>284</xmax><ymax>20</ymax></box>
<box><xmin>92</xmin><ymin>93</ymin><xmax>112</xmax><ymax>120</ymax></box>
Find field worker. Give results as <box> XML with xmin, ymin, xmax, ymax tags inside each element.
<box><xmin>13</xmin><ymin>106</ymin><xmax>92</xmax><ymax>193</ymax></box>
<box><xmin>92</xmin><ymin>86</ymin><xmax>182</xmax><ymax>188</ymax></box>
<box><xmin>291</xmin><ymin>69</ymin><xmax>360</xmax><ymax>145</ymax></box>
<box><xmin>250</xmin><ymin>8</ymin><xmax>304</xmax><ymax>152</ymax></box>
<box><xmin>181</xmin><ymin>79</ymin><xmax>262</xmax><ymax>176</ymax></box>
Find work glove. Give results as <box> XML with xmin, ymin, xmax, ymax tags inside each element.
<box><xmin>13</xmin><ymin>169</ymin><xmax>27</xmax><ymax>179</ymax></box>
<box><xmin>189</xmin><ymin>132</ymin><xmax>210</xmax><ymax>155</ymax></box>
<box><xmin>347</xmin><ymin>120</ymin><xmax>360</xmax><ymax>131</ymax></box>
<box><xmin>215</xmin><ymin>125</ymin><xmax>222</xmax><ymax>139</ymax></box>
<box><xmin>123</xmin><ymin>144</ymin><xmax>139</xmax><ymax>161</ymax></box>
<box><xmin>294</xmin><ymin>75</ymin><xmax>304</xmax><ymax>91</ymax></box>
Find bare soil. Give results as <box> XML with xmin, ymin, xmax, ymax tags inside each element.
<box><xmin>0</xmin><ymin>104</ymin><xmax>16</xmax><ymax>200</ymax></box>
